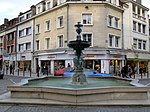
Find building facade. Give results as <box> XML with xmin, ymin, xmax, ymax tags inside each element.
<box><xmin>32</xmin><ymin>0</ymin><xmax>125</xmax><ymax>75</ymax></box>
<box><xmin>122</xmin><ymin>0</ymin><xmax>150</xmax><ymax>75</ymax></box>
<box><xmin>0</xmin><ymin>0</ymin><xmax>149</xmax><ymax>76</ymax></box>
<box><xmin>16</xmin><ymin>6</ymin><xmax>36</xmax><ymax>72</ymax></box>
<box><xmin>0</xmin><ymin>18</ymin><xmax>18</xmax><ymax>71</ymax></box>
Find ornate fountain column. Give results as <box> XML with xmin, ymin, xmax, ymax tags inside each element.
<box><xmin>68</xmin><ymin>22</ymin><xmax>90</xmax><ymax>85</ymax></box>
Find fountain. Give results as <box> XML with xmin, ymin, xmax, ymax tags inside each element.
<box><xmin>6</xmin><ymin>22</ymin><xmax>150</xmax><ymax>105</ymax></box>
<box><xmin>68</xmin><ymin>22</ymin><xmax>90</xmax><ymax>85</ymax></box>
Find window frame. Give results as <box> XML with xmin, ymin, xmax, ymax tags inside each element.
<box><xmin>82</xmin><ymin>32</ymin><xmax>93</xmax><ymax>47</ymax></box>
<box><xmin>82</xmin><ymin>13</ymin><xmax>93</xmax><ymax>25</ymax></box>
<box><xmin>57</xmin><ymin>35</ymin><xmax>64</xmax><ymax>48</ymax></box>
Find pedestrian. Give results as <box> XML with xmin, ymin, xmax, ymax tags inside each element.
<box><xmin>124</xmin><ymin>64</ymin><xmax>128</xmax><ymax>78</ymax></box>
<box><xmin>121</xmin><ymin>67</ymin><xmax>125</xmax><ymax>78</ymax></box>
<box><xmin>67</xmin><ymin>63</ymin><xmax>71</xmax><ymax>68</ymax></box>
<box><xmin>10</xmin><ymin>64</ymin><xmax>12</xmax><ymax>75</ymax></box>
<box><xmin>128</xmin><ymin>66</ymin><xmax>132</xmax><ymax>78</ymax></box>
<box><xmin>36</xmin><ymin>65</ymin><xmax>40</xmax><ymax>77</ymax></box>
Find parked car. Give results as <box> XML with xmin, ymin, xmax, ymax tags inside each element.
<box><xmin>64</xmin><ymin>68</ymin><xmax>112</xmax><ymax>77</ymax></box>
<box><xmin>0</xmin><ymin>69</ymin><xmax>4</xmax><ymax>79</ymax></box>
<box><xmin>54</xmin><ymin>67</ymin><xmax>74</xmax><ymax>76</ymax></box>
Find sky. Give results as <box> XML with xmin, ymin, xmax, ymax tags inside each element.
<box><xmin>0</xmin><ymin>0</ymin><xmax>149</xmax><ymax>25</ymax></box>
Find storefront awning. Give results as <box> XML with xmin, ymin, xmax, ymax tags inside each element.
<box><xmin>127</xmin><ymin>58</ymin><xmax>150</xmax><ymax>61</ymax></box>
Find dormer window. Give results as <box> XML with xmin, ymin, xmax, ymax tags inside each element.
<box><xmin>26</xmin><ymin>13</ymin><xmax>32</xmax><ymax>19</ymax></box>
<box><xmin>59</xmin><ymin>0</ymin><xmax>65</xmax><ymax>5</ymax></box>
<box><xmin>47</xmin><ymin>2</ymin><xmax>51</xmax><ymax>10</ymax></box>
<box><xmin>19</xmin><ymin>16</ymin><xmax>25</xmax><ymax>22</ymax></box>
<box><xmin>37</xmin><ymin>6</ymin><xmax>41</xmax><ymax>14</ymax></box>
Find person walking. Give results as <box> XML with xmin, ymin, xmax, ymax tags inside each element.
<box><xmin>128</xmin><ymin>65</ymin><xmax>132</xmax><ymax>78</ymax></box>
<box><xmin>10</xmin><ymin>64</ymin><xmax>13</xmax><ymax>75</ymax></box>
<box><xmin>121</xmin><ymin>67</ymin><xmax>125</xmax><ymax>78</ymax></box>
<box><xmin>124</xmin><ymin>65</ymin><xmax>128</xmax><ymax>78</ymax></box>
<box><xmin>36</xmin><ymin>65</ymin><xmax>40</xmax><ymax>77</ymax></box>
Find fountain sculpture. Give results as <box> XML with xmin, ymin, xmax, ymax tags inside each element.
<box><xmin>68</xmin><ymin>22</ymin><xmax>90</xmax><ymax>84</ymax></box>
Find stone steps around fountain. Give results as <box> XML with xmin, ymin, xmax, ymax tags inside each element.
<box><xmin>0</xmin><ymin>92</ymin><xmax>150</xmax><ymax>106</ymax></box>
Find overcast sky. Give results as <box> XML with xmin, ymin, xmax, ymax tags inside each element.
<box><xmin>0</xmin><ymin>0</ymin><xmax>149</xmax><ymax>25</ymax></box>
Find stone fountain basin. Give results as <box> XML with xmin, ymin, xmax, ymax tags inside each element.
<box><xmin>7</xmin><ymin>77</ymin><xmax>150</xmax><ymax>104</ymax></box>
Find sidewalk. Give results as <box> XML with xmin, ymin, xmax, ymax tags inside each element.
<box><xmin>5</xmin><ymin>70</ymin><xmax>150</xmax><ymax>79</ymax></box>
<box><xmin>4</xmin><ymin>71</ymin><xmax>52</xmax><ymax>78</ymax></box>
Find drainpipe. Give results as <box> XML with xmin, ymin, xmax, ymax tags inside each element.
<box><xmin>32</xmin><ymin>18</ymin><xmax>35</xmax><ymax>73</ymax></box>
<box><xmin>67</xmin><ymin>4</ymin><xmax>69</xmax><ymax>45</ymax></box>
<box><xmin>15</xmin><ymin>24</ymin><xmax>18</xmax><ymax>72</ymax></box>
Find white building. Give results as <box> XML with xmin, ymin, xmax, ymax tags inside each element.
<box><xmin>16</xmin><ymin>6</ymin><xmax>36</xmax><ymax>71</ymax></box>
<box><xmin>122</xmin><ymin>0</ymin><xmax>150</xmax><ymax>74</ymax></box>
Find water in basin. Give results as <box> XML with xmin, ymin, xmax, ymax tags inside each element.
<box><xmin>24</xmin><ymin>77</ymin><xmax>131</xmax><ymax>89</ymax></box>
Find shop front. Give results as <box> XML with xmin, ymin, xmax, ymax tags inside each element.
<box><xmin>127</xmin><ymin>52</ymin><xmax>150</xmax><ymax>75</ymax></box>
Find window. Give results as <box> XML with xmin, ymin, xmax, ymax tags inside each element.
<box><xmin>132</xmin><ymin>5</ymin><xmax>136</xmax><ymax>13</ymax></box>
<box><xmin>19</xmin><ymin>16</ymin><xmax>24</xmax><ymax>22</ymax></box>
<box><xmin>37</xmin><ymin>6</ymin><xmax>41</xmax><ymax>14</ymax></box>
<box><xmin>138</xmin><ymin>23</ymin><xmax>141</xmax><ymax>32</ymax></box>
<box><xmin>58</xmin><ymin>35</ymin><xmax>63</xmax><ymax>48</ymax></box>
<box><xmin>59</xmin><ymin>0</ymin><xmax>64</xmax><ymax>4</ymax></box>
<box><xmin>26</xmin><ymin>13</ymin><xmax>32</xmax><ymax>19</ymax></box>
<box><xmin>142</xmin><ymin>24</ymin><xmax>146</xmax><ymax>34</ymax></box>
<box><xmin>57</xmin><ymin>16</ymin><xmax>63</xmax><ymax>28</ymax></box>
<box><xmin>7</xmin><ymin>46</ymin><xmax>10</xmax><ymax>53</ymax></box>
<box><xmin>108</xmin><ymin>15</ymin><xmax>113</xmax><ymax>26</ymax></box>
<box><xmin>45</xmin><ymin>20</ymin><xmax>50</xmax><ymax>31</ymax></box>
<box><xmin>109</xmin><ymin>34</ymin><xmax>120</xmax><ymax>48</ymax></box>
<box><xmin>109</xmin><ymin>35</ymin><xmax>113</xmax><ymax>47</ymax></box>
<box><xmin>36</xmin><ymin>24</ymin><xmax>40</xmax><ymax>34</ymax></box>
<box><xmin>26</xmin><ymin>42</ymin><xmax>31</xmax><ymax>50</ymax></box>
<box><xmin>58</xmin><ymin>16</ymin><xmax>63</xmax><ymax>27</ymax></box>
<box><xmin>47</xmin><ymin>2</ymin><xmax>51</xmax><ymax>9</ymax></box>
<box><xmin>36</xmin><ymin>40</ymin><xmax>39</xmax><ymax>50</ymax></box>
<box><xmin>19</xmin><ymin>29</ymin><xmax>24</xmax><ymax>37</ymax></box>
<box><xmin>133</xmin><ymin>38</ymin><xmax>147</xmax><ymax>50</ymax></box>
<box><xmin>143</xmin><ymin>41</ymin><xmax>146</xmax><ymax>50</ymax></box>
<box><xmin>115</xmin><ymin>18</ymin><xmax>119</xmax><ymax>28</ymax></box>
<box><xmin>115</xmin><ymin>37</ymin><xmax>119</xmax><ymax>47</ymax></box>
<box><xmin>133</xmin><ymin>21</ymin><xmax>136</xmax><ymax>31</ymax></box>
<box><xmin>19</xmin><ymin>44</ymin><xmax>24</xmax><ymax>51</ymax></box>
<box><xmin>138</xmin><ymin>40</ymin><xmax>142</xmax><ymax>49</ymax></box>
<box><xmin>46</xmin><ymin>38</ymin><xmax>50</xmax><ymax>49</ymax></box>
<box><xmin>82</xmin><ymin>33</ymin><xmax>92</xmax><ymax>46</ymax></box>
<box><xmin>133</xmin><ymin>39</ymin><xmax>137</xmax><ymax>49</ymax></box>
<box><xmin>142</xmin><ymin>10</ymin><xmax>145</xmax><ymax>17</ymax></box>
<box><xmin>26</xmin><ymin>27</ymin><xmax>32</xmax><ymax>35</ymax></box>
<box><xmin>11</xmin><ymin>45</ymin><xmax>14</xmax><ymax>53</ymax></box>
<box><xmin>82</xmin><ymin>14</ymin><xmax>92</xmax><ymax>25</ymax></box>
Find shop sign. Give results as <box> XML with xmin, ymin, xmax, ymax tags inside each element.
<box><xmin>113</xmin><ymin>55</ymin><xmax>121</xmax><ymax>58</ymax></box>
<box><xmin>47</xmin><ymin>55</ymin><xmax>56</xmax><ymax>58</ymax></box>
<box><xmin>84</xmin><ymin>55</ymin><xmax>96</xmax><ymax>59</ymax></box>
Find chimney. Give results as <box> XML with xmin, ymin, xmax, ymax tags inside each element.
<box><xmin>31</xmin><ymin>5</ymin><xmax>36</xmax><ymax>16</ymax></box>
<box><xmin>4</xmin><ymin>18</ymin><xmax>9</xmax><ymax>25</ymax></box>
<box><xmin>136</xmin><ymin>0</ymin><xmax>142</xmax><ymax>4</ymax></box>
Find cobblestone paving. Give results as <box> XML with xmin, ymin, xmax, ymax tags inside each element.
<box><xmin>0</xmin><ymin>105</ymin><xmax>150</xmax><ymax>112</ymax></box>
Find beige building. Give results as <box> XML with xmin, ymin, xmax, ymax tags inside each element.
<box><xmin>33</xmin><ymin>0</ymin><xmax>125</xmax><ymax>75</ymax></box>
